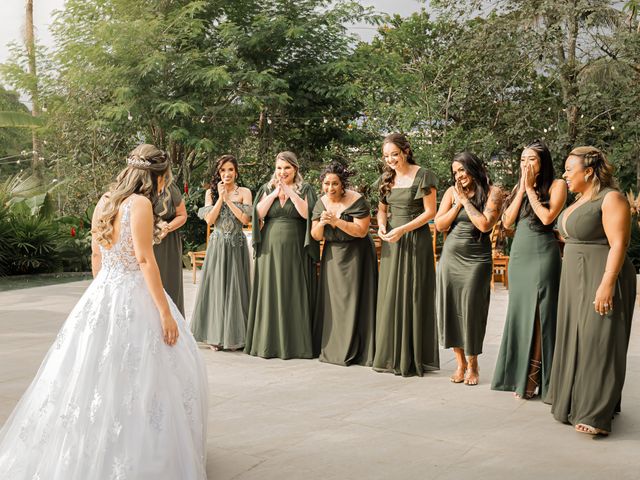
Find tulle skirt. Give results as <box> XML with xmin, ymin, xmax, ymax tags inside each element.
<box><xmin>0</xmin><ymin>268</ymin><xmax>208</xmax><ymax>479</ymax></box>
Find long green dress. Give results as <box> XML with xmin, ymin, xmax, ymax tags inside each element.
<box><xmin>436</xmin><ymin>206</ymin><xmax>492</xmax><ymax>356</ymax></box>
<box><xmin>244</xmin><ymin>183</ymin><xmax>319</xmax><ymax>359</ymax></box>
<box><xmin>372</xmin><ymin>167</ymin><xmax>439</xmax><ymax>377</ymax></box>
<box><xmin>491</xmin><ymin>202</ymin><xmax>562</xmax><ymax>399</ymax></box>
<box><xmin>190</xmin><ymin>199</ymin><xmax>251</xmax><ymax>349</ymax></box>
<box><xmin>313</xmin><ymin>195</ymin><xmax>377</xmax><ymax>366</ymax></box>
<box><xmin>153</xmin><ymin>183</ymin><xmax>184</xmax><ymax>315</ymax></box>
<box><xmin>546</xmin><ymin>188</ymin><xmax>636</xmax><ymax>432</ymax></box>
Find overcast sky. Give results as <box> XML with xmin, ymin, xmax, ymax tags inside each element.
<box><xmin>0</xmin><ymin>0</ymin><xmax>428</xmax><ymax>65</ymax></box>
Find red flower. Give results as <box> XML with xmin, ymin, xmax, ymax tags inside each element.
<box><xmin>184</xmin><ymin>182</ymin><xmax>189</xmax><ymax>194</ymax></box>
<box><xmin>70</xmin><ymin>227</ymin><xmax>76</xmax><ymax>237</ymax></box>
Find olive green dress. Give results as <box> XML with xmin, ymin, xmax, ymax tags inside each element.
<box><xmin>190</xmin><ymin>200</ymin><xmax>251</xmax><ymax>349</ymax></box>
<box><xmin>313</xmin><ymin>196</ymin><xmax>377</xmax><ymax>366</ymax></box>
<box><xmin>372</xmin><ymin>167</ymin><xmax>439</xmax><ymax>377</ymax></box>
<box><xmin>436</xmin><ymin>206</ymin><xmax>492</xmax><ymax>356</ymax></box>
<box><xmin>244</xmin><ymin>183</ymin><xmax>319</xmax><ymax>359</ymax></box>
<box><xmin>153</xmin><ymin>183</ymin><xmax>184</xmax><ymax>315</ymax></box>
<box><xmin>491</xmin><ymin>203</ymin><xmax>562</xmax><ymax>399</ymax></box>
<box><xmin>546</xmin><ymin>188</ymin><xmax>636</xmax><ymax>432</ymax></box>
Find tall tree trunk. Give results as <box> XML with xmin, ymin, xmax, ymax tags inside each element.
<box><xmin>25</xmin><ymin>0</ymin><xmax>41</xmax><ymax>178</ymax></box>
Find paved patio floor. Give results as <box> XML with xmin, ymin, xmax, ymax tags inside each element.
<box><xmin>1</xmin><ymin>272</ymin><xmax>639</xmax><ymax>479</ymax></box>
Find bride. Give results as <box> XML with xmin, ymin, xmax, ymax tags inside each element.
<box><xmin>0</xmin><ymin>144</ymin><xmax>208</xmax><ymax>479</ymax></box>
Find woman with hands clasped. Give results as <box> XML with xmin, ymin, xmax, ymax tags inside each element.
<box><xmin>191</xmin><ymin>155</ymin><xmax>252</xmax><ymax>351</ymax></box>
<box><xmin>311</xmin><ymin>162</ymin><xmax>377</xmax><ymax>366</ymax></box>
<box><xmin>372</xmin><ymin>133</ymin><xmax>440</xmax><ymax>377</ymax></box>
<box><xmin>244</xmin><ymin>151</ymin><xmax>319</xmax><ymax>359</ymax></box>
<box><xmin>435</xmin><ymin>152</ymin><xmax>503</xmax><ymax>386</ymax></box>
<box><xmin>492</xmin><ymin>140</ymin><xmax>566</xmax><ymax>400</ymax></box>
<box><xmin>546</xmin><ymin>146</ymin><xmax>636</xmax><ymax>436</ymax></box>
<box><xmin>0</xmin><ymin>144</ymin><xmax>207</xmax><ymax>479</ymax></box>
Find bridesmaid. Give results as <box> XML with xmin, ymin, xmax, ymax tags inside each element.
<box><xmin>546</xmin><ymin>146</ymin><xmax>636</xmax><ymax>436</ymax></box>
<box><xmin>244</xmin><ymin>151</ymin><xmax>319</xmax><ymax>359</ymax></box>
<box><xmin>311</xmin><ymin>161</ymin><xmax>377</xmax><ymax>366</ymax></box>
<box><xmin>154</xmin><ymin>164</ymin><xmax>187</xmax><ymax>315</ymax></box>
<box><xmin>492</xmin><ymin>140</ymin><xmax>566</xmax><ymax>399</ymax></box>
<box><xmin>372</xmin><ymin>133</ymin><xmax>439</xmax><ymax>377</ymax></box>
<box><xmin>190</xmin><ymin>155</ymin><xmax>252</xmax><ymax>350</ymax></box>
<box><xmin>435</xmin><ymin>152</ymin><xmax>502</xmax><ymax>386</ymax></box>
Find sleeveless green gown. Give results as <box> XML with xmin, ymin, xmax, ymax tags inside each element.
<box><xmin>491</xmin><ymin>204</ymin><xmax>562</xmax><ymax>399</ymax></box>
<box><xmin>190</xmin><ymin>200</ymin><xmax>251</xmax><ymax>349</ymax></box>
<box><xmin>546</xmin><ymin>188</ymin><xmax>636</xmax><ymax>432</ymax></box>
<box><xmin>436</xmin><ymin>207</ymin><xmax>492</xmax><ymax>356</ymax></box>
<box><xmin>372</xmin><ymin>167</ymin><xmax>439</xmax><ymax>377</ymax></box>
<box><xmin>244</xmin><ymin>183</ymin><xmax>319</xmax><ymax>359</ymax></box>
<box><xmin>153</xmin><ymin>183</ymin><xmax>185</xmax><ymax>315</ymax></box>
<box><xmin>313</xmin><ymin>196</ymin><xmax>377</xmax><ymax>366</ymax></box>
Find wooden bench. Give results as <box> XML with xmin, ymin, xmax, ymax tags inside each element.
<box><xmin>187</xmin><ymin>223</ymin><xmax>210</xmax><ymax>284</ymax></box>
<box><xmin>490</xmin><ymin>221</ymin><xmax>509</xmax><ymax>289</ymax></box>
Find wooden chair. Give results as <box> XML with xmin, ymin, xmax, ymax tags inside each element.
<box><xmin>490</xmin><ymin>221</ymin><xmax>509</xmax><ymax>289</ymax></box>
<box><xmin>187</xmin><ymin>223</ymin><xmax>210</xmax><ymax>284</ymax></box>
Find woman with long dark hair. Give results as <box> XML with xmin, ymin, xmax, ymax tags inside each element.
<box><xmin>492</xmin><ymin>140</ymin><xmax>566</xmax><ymax>399</ymax></box>
<box><xmin>435</xmin><ymin>152</ymin><xmax>502</xmax><ymax>386</ymax></box>
<box><xmin>153</xmin><ymin>165</ymin><xmax>187</xmax><ymax>315</ymax></box>
<box><xmin>245</xmin><ymin>151</ymin><xmax>319</xmax><ymax>359</ymax></box>
<box><xmin>190</xmin><ymin>155</ymin><xmax>252</xmax><ymax>351</ymax></box>
<box><xmin>546</xmin><ymin>146</ymin><xmax>636</xmax><ymax>436</ymax></box>
<box><xmin>0</xmin><ymin>144</ymin><xmax>208</xmax><ymax>478</ymax></box>
<box><xmin>372</xmin><ymin>133</ymin><xmax>439</xmax><ymax>377</ymax></box>
<box><xmin>311</xmin><ymin>161</ymin><xmax>377</xmax><ymax>366</ymax></box>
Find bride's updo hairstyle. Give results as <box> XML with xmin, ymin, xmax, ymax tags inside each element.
<box><xmin>93</xmin><ymin>144</ymin><xmax>171</xmax><ymax>247</ymax></box>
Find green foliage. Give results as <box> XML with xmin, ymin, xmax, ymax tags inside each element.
<box><xmin>4</xmin><ymin>212</ymin><xmax>62</xmax><ymax>274</ymax></box>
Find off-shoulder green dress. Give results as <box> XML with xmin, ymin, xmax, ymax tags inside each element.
<box><xmin>373</xmin><ymin>167</ymin><xmax>439</xmax><ymax>377</ymax></box>
<box><xmin>190</xmin><ymin>200</ymin><xmax>252</xmax><ymax>349</ymax></box>
<box><xmin>153</xmin><ymin>183</ymin><xmax>185</xmax><ymax>315</ymax></box>
<box><xmin>491</xmin><ymin>203</ymin><xmax>562</xmax><ymax>399</ymax></box>
<box><xmin>244</xmin><ymin>183</ymin><xmax>319</xmax><ymax>359</ymax></box>
<box><xmin>436</xmin><ymin>207</ymin><xmax>492</xmax><ymax>356</ymax></box>
<box><xmin>546</xmin><ymin>188</ymin><xmax>636</xmax><ymax>432</ymax></box>
<box><xmin>313</xmin><ymin>195</ymin><xmax>377</xmax><ymax>366</ymax></box>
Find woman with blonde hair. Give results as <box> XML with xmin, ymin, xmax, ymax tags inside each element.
<box><xmin>546</xmin><ymin>146</ymin><xmax>636</xmax><ymax>436</ymax></box>
<box><xmin>244</xmin><ymin>151</ymin><xmax>320</xmax><ymax>359</ymax></box>
<box><xmin>0</xmin><ymin>144</ymin><xmax>208</xmax><ymax>479</ymax></box>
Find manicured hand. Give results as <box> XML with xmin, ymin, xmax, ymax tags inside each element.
<box><xmin>383</xmin><ymin>226</ymin><xmax>405</xmax><ymax>243</ymax></box>
<box><xmin>524</xmin><ymin>164</ymin><xmax>536</xmax><ymax>189</ymax></box>
<box><xmin>161</xmin><ymin>312</ymin><xmax>179</xmax><ymax>346</ymax></box>
<box><xmin>217</xmin><ymin>181</ymin><xmax>227</xmax><ymax>202</ymax></box>
<box><xmin>594</xmin><ymin>283</ymin><xmax>614</xmax><ymax>316</ymax></box>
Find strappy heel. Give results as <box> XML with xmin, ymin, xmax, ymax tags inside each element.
<box><xmin>524</xmin><ymin>359</ymin><xmax>541</xmax><ymax>399</ymax></box>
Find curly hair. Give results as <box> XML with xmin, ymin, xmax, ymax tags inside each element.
<box><xmin>451</xmin><ymin>152</ymin><xmax>492</xmax><ymax>241</ymax></box>
<box><xmin>320</xmin><ymin>161</ymin><xmax>353</xmax><ymax>191</ymax></box>
<box><xmin>569</xmin><ymin>145</ymin><xmax>616</xmax><ymax>197</ymax></box>
<box><xmin>379</xmin><ymin>133</ymin><xmax>416</xmax><ymax>199</ymax></box>
<box><xmin>92</xmin><ymin>144</ymin><xmax>170</xmax><ymax>247</ymax></box>
<box><xmin>210</xmin><ymin>154</ymin><xmax>240</xmax><ymax>204</ymax></box>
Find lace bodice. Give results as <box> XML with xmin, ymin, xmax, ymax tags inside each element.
<box><xmin>99</xmin><ymin>200</ymin><xmax>140</xmax><ymax>273</ymax></box>
<box><xmin>198</xmin><ymin>202</ymin><xmax>250</xmax><ymax>247</ymax></box>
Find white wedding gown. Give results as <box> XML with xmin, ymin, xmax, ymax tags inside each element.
<box><xmin>0</xmin><ymin>199</ymin><xmax>208</xmax><ymax>479</ymax></box>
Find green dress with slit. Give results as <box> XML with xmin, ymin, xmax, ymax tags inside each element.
<box><xmin>313</xmin><ymin>195</ymin><xmax>377</xmax><ymax>366</ymax></box>
<box><xmin>491</xmin><ymin>201</ymin><xmax>562</xmax><ymax>399</ymax></box>
<box><xmin>372</xmin><ymin>167</ymin><xmax>439</xmax><ymax>377</ymax></box>
<box><xmin>546</xmin><ymin>188</ymin><xmax>636</xmax><ymax>432</ymax></box>
<box><xmin>244</xmin><ymin>183</ymin><xmax>319</xmax><ymax>359</ymax></box>
<box><xmin>153</xmin><ymin>183</ymin><xmax>185</xmax><ymax>315</ymax></box>
<box><xmin>436</xmin><ymin>206</ymin><xmax>492</xmax><ymax>356</ymax></box>
<box><xmin>190</xmin><ymin>200</ymin><xmax>251</xmax><ymax>349</ymax></box>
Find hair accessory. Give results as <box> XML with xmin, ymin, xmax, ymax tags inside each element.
<box><xmin>127</xmin><ymin>156</ymin><xmax>152</xmax><ymax>168</ymax></box>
